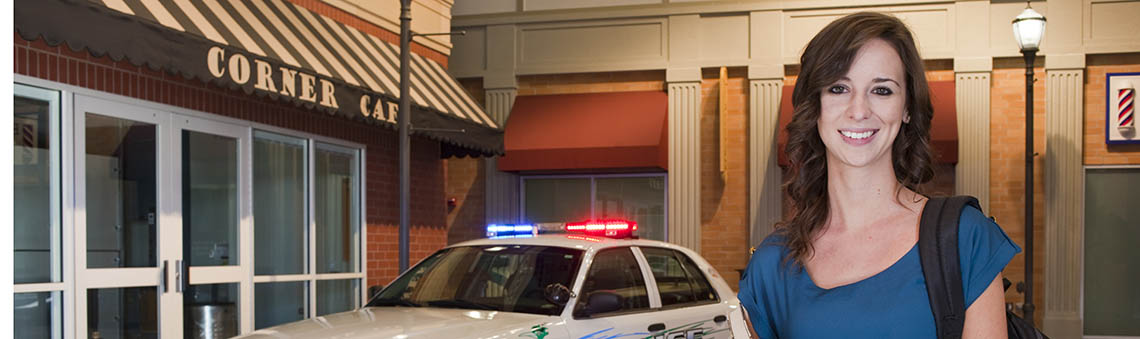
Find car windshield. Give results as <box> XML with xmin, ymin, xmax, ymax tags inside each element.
<box><xmin>366</xmin><ymin>245</ymin><xmax>584</xmax><ymax>316</ymax></box>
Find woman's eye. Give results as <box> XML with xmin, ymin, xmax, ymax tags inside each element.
<box><xmin>872</xmin><ymin>87</ymin><xmax>894</xmax><ymax>95</ymax></box>
<box><xmin>827</xmin><ymin>85</ymin><xmax>847</xmax><ymax>94</ymax></box>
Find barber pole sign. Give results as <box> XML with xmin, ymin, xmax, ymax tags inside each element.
<box><xmin>1119</xmin><ymin>86</ymin><xmax>1135</xmax><ymax>132</ymax></box>
<box><xmin>1106</xmin><ymin>73</ymin><xmax>1140</xmax><ymax>144</ymax></box>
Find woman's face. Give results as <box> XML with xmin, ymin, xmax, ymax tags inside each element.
<box><xmin>817</xmin><ymin>38</ymin><xmax>908</xmax><ymax>170</ymax></box>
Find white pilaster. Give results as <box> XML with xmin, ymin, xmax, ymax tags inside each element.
<box><xmin>748</xmin><ymin>79</ymin><xmax>782</xmax><ymax>247</ymax></box>
<box><xmin>954</xmin><ymin>72</ymin><xmax>992</xmax><ymax>210</ymax></box>
<box><xmin>1043</xmin><ymin>69</ymin><xmax>1084</xmax><ymax>339</ymax></box>
<box><xmin>668</xmin><ymin>73</ymin><xmax>702</xmax><ymax>252</ymax></box>
<box><xmin>484</xmin><ymin>88</ymin><xmax>519</xmax><ymax>224</ymax></box>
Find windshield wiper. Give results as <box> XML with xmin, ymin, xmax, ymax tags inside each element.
<box><xmin>367</xmin><ymin>298</ymin><xmax>422</xmax><ymax>308</ymax></box>
<box><xmin>424</xmin><ymin>299</ymin><xmax>498</xmax><ymax>311</ymax></box>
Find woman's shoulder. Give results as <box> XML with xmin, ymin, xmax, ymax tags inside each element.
<box><xmin>745</xmin><ymin>232</ymin><xmax>793</xmax><ymax>275</ymax></box>
<box><xmin>956</xmin><ymin>204</ymin><xmax>1015</xmax><ymax>245</ymax></box>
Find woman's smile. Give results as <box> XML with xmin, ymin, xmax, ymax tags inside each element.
<box><xmin>838</xmin><ymin>128</ymin><xmax>879</xmax><ymax>145</ymax></box>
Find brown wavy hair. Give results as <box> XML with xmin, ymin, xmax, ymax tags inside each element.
<box><xmin>779</xmin><ymin>12</ymin><xmax>935</xmax><ymax>265</ymax></box>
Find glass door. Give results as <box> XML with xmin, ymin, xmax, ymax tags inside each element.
<box><xmin>172</xmin><ymin>115</ymin><xmax>250</xmax><ymax>337</ymax></box>
<box><xmin>74</xmin><ymin>95</ymin><xmax>169</xmax><ymax>339</ymax></box>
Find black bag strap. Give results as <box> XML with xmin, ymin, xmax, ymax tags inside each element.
<box><xmin>919</xmin><ymin>196</ymin><xmax>980</xmax><ymax>339</ymax></box>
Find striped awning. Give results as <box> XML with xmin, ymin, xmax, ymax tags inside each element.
<box><xmin>15</xmin><ymin>0</ymin><xmax>501</xmax><ymax>156</ymax></box>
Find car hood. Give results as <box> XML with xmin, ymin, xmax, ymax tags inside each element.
<box><xmin>233</xmin><ymin>307</ymin><xmax>558</xmax><ymax>339</ymax></box>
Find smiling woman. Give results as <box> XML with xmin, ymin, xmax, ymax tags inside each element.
<box><xmin>738</xmin><ymin>12</ymin><xmax>1019</xmax><ymax>339</ymax></box>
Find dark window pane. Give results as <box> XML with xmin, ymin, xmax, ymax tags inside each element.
<box><xmin>14</xmin><ymin>292</ymin><xmax>59</xmax><ymax>339</ymax></box>
<box><xmin>255</xmin><ymin>281</ymin><xmax>307</xmax><ymax>329</ymax></box>
<box><xmin>88</xmin><ymin>287</ymin><xmax>158</xmax><ymax>339</ymax></box>
<box><xmin>14</xmin><ymin>91</ymin><xmax>57</xmax><ymax>283</ymax></box>
<box><xmin>524</xmin><ymin>178</ymin><xmax>590</xmax><ymax>223</ymax></box>
<box><xmin>253</xmin><ymin>131</ymin><xmax>307</xmax><ymax>275</ymax></box>
<box><xmin>1084</xmin><ymin>169</ymin><xmax>1140</xmax><ymax>336</ymax></box>
<box><xmin>316</xmin><ymin>144</ymin><xmax>359</xmax><ymax>274</ymax></box>
<box><xmin>85</xmin><ymin>113</ymin><xmax>157</xmax><ymax>268</ymax></box>
<box><xmin>595</xmin><ymin>177</ymin><xmax>666</xmax><ymax>241</ymax></box>
<box><xmin>317</xmin><ymin>279</ymin><xmax>358</xmax><ymax>316</ymax></box>
<box><xmin>184</xmin><ymin>131</ymin><xmax>240</xmax><ymax>266</ymax></box>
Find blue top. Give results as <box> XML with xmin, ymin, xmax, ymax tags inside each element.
<box><xmin>737</xmin><ymin>206</ymin><xmax>1021</xmax><ymax>338</ymax></box>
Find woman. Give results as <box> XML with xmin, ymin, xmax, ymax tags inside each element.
<box><xmin>737</xmin><ymin>12</ymin><xmax>1020</xmax><ymax>338</ymax></box>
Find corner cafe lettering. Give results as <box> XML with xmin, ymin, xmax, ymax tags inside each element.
<box><xmin>13</xmin><ymin>0</ymin><xmax>502</xmax><ymax>336</ymax></box>
<box><xmin>206</xmin><ymin>46</ymin><xmax>398</xmax><ymax>124</ymax></box>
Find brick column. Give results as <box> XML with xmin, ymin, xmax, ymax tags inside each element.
<box><xmin>668</xmin><ymin>68</ymin><xmax>702</xmax><ymax>252</ymax></box>
<box><xmin>748</xmin><ymin>78</ymin><xmax>782</xmax><ymax>247</ymax></box>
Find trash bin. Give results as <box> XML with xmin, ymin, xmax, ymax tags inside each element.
<box><xmin>186</xmin><ymin>303</ymin><xmax>237</xmax><ymax>339</ymax></box>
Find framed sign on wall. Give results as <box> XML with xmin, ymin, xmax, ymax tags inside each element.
<box><xmin>1107</xmin><ymin>72</ymin><xmax>1140</xmax><ymax>144</ymax></box>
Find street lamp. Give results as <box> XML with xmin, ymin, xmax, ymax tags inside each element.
<box><xmin>1012</xmin><ymin>1</ymin><xmax>1045</xmax><ymax>325</ymax></box>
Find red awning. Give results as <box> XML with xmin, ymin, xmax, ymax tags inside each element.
<box><xmin>777</xmin><ymin>80</ymin><xmax>958</xmax><ymax>166</ymax></box>
<box><xmin>499</xmin><ymin>91</ymin><xmax>668</xmax><ymax>172</ymax></box>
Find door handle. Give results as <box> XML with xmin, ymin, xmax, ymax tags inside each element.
<box><xmin>175</xmin><ymin>260</ymin><xmax>189</xmax><ymax>293</ymax></box>
<box><xmin>648</xmin><ymin>323</ymin><xmax>666</xmax><ymax>332</ymax></box>
<box><xmin>160</xmin><ymin>260</ymin><xmax>168</xmax><ymax>293</ymax></box>
<box><xmin>714</xmin><ymin>315</ymin><xmax>727</xmax><ymax>323</ymax></box>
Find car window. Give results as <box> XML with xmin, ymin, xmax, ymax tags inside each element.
<box><xmin>640</xmin><ymin>247</ymin><xmax>718</xmax><ymax>307</ymax></box>
<box><xmin>573</xmin><ymin>247</ymin><xmax>650</xmax><ymax>318</ymax></box>
<box><xmin>367</xmin><ymin>245</ymin><xmax>583</xmax><ymax>315</ymax></box>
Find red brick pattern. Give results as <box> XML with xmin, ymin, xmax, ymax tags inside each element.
<box><xmin>699</xmin><ymin>68</ymin><xmax>750</xmax><ymax>290</ymax></box>
<box><xmin>1085</xmin><ymin>54</ymin><xmax>1140</xmax><ymax>164</ymax></box>
<box><xmin>15</xmin><ymin>35</ymin><xmax>449</xmax><ymax>288</ymax></box>
<box><xmin>284</xmin><ymin>0</ymin><xmax>449</xmax><ymax>68</ymax></box>
<box><xmin>988</xmin><ymin>58</ymin><xmax>1047</xmax><ymax>318</ymax></box>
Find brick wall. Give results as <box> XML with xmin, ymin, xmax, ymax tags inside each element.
<box><xmin>699</xmin><ymin>68</ymin><xmax>750</xmax><ymax>290</ymax></box>
<box><xmin>444</xmin><ymin>78</ymin><xmax>488</xmax><ymax>244</ymax></box>
<box><xmin>989</xmin><ymin>57</ymin><xmax>1047</xmax><ymax>315</ymax></box>
<box><xmin>1085</xmin><ymin>53</ymin><xmax>1140</xmax><ymax>165</ymax></box>
<box><xmin>14</xmin><ymin>35</ymin><xmax>449</xmax><ymax>288</ymax></box>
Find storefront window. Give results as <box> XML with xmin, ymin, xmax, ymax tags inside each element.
<box><xmin>316</xmin><ymin>279</ymin><xmax>359</xmax><ymax>316</ymax></box>
<box><xmin>316</xmin><ymin>143</ymin><xmax>360</xmax><ymax>274</ymax></box>
<box><xmin>184</xmin><ymin>131</ymin><xmax>240</xmax><ymax>266</ymax></box>
<box><xmin>253</xmin><ymin>131</ymin><xmax>308</xmax><ymax>275</ymax></box>
<box><xmin>14</xmin><ymin>84</ymin><xmax>63</xmax><ymax>339</ymax></box>
<box><xmin>1084</xmin><ymin>168</ymin><xmax>1140</xmax><ymax>336</ymax></box>
<box><xmin>14</xmin><ymin>86</ymin><xmax>60</xmax><ymax>283</ymax></box>
<box><xmin>85</xmin><ymin>113</ymin><xmax>158</xmax><ymax>269</ymax></box>
<box><xmin>255</xmin><ymin>281</ymin><xmax>307</xmax><ymax>329</ymax></box>
<box><xmin>524</xmin><ymin>178</ymin><xmax>590</xmax><ymax>225</ymax></box>
<box><xmin>523</xmin><ymin>175</ymin><xmax>666</xmax><ymax>240</ymax></box>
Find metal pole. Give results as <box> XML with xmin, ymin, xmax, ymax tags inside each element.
<box><xmin>1022</xmin><ymin>49</ymin><xmax>1036</xmax><ymax>324</ymax></box>
<box><xmin>398</xmin><ymin>0</ymin><xmax>411</xmax><ymax>273</ymax></box>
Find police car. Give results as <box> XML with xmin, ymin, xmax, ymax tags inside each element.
<box><xmin>234</xmin><ymin>220</ymin><xmax>751</xmax><ymax>339</ymax></box>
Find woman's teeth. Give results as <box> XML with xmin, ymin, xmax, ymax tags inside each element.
<box><xmin>840</xmin><ymin>130</ymin><xmax>874</xmax><ymax>139</ymax></box>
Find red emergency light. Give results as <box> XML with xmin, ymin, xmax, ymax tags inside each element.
<box><xmin>564</xmin><ymin>219</ymin><xmax>637</xmax><ymax>238</ymax></box>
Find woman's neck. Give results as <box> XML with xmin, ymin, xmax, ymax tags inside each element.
<box><xmin>824</xmin><ymin>156</ymin><xmax>919</xmax><ymax>234</ymax></box>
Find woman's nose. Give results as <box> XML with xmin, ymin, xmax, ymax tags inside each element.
<box><xmin>846</xmin><ymin>94</ymin><xmax>872</xmax><ymax>121</ymax></box>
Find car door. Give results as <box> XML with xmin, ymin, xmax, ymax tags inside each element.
<box><xmin>565</xmin><ymin>247</ymin><xmax>661</xmax><ymax>339</ymax></box>
<box><xmin>637</xmin><ymin>246</ymin><xmax>734</xmax><ymax>339</ymax></box>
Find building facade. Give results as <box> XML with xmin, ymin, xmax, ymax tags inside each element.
<box><xmin>444</xmin><ymin>1</ymin><xmax>1140</xmax><ymax>338</ymax></box>
<box><xmin>11</xmin><ymin>0</ymin><xmax>500</xmax><ymax>337</ymax></box>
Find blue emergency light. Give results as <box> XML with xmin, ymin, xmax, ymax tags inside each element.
<box><xmin>486</xmin><ymin>224</ymin><xmax>536</xmax><ymax>238</ymax></box>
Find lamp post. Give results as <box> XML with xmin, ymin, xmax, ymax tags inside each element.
<box><xmin>1012</xmin><ymin>1</ymin><xmax>1045</xmax><ymax>325</ymax></box>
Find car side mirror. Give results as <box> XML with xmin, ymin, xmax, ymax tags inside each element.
<box><xmin>583</xmin><ymin>291</ymin><xmax>622</xmax><ymax>316</ymax></box>
<box><xmin>544</xmin><ymin>283</ymin><xmax>575</xmax><ymax>305</ymax></box>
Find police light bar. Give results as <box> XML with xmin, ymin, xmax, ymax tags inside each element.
<box><xmin>564</xmin><ymin>220</ymin><xmax>637</xmax><ymax>238</ymax></box>
<box><xmin>486</xmin><ymin>224</ymin><xmax>536</xmax><ymax>238</ymax></box>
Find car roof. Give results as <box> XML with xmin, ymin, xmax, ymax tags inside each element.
<box><xmin>447</xmin><ymin>234</ymin><xmax>690</xmax><ymax>253</ymax></box>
